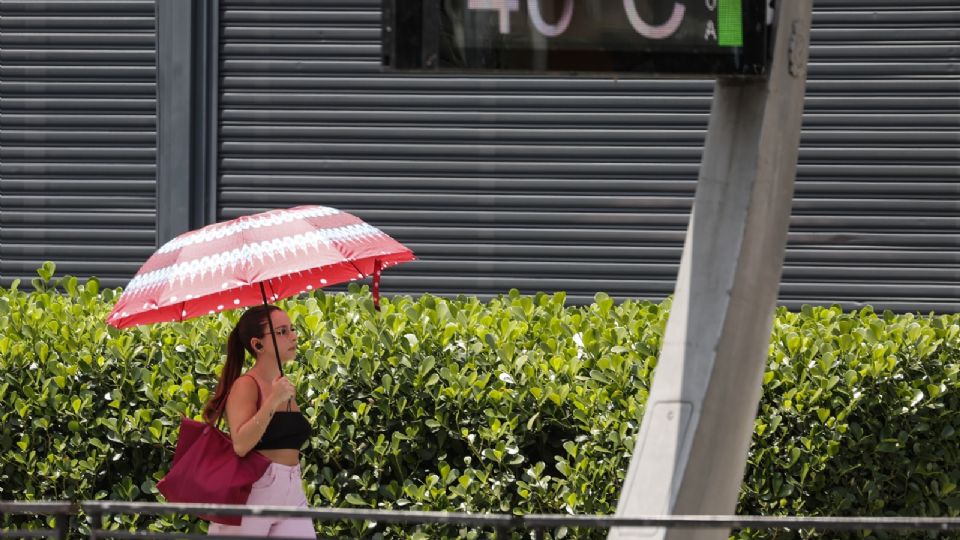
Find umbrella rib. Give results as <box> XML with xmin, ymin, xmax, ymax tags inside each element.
<box><xmin>345</xmin><ymin>257</ymin><xmax>378</xmax><ymax>303</ymax></box>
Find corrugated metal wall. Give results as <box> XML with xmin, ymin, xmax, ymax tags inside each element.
<box><xmin>792</xmin><ymin>0</ymin><xmax>959</xmax><ymax>312</ymax></box>
<box><xmin>216</xmin><ymin>0</ymin><xmax>958</xmax><ymax>312</ymax></box>
<box><xmin>2</xmin><ymin>1</ymin><xmax>953</xmax><ymax>311</ymax></box>
<box><xmin>0</xmin><ymin>0</ymin><xmax>158</xmax><ymax>289</ymax></box>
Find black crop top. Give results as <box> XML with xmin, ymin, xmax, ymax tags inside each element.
<box><xmin>240</xmin><ymin>375</ymin><xmax>312</xmax><ymax>451</ymax></box>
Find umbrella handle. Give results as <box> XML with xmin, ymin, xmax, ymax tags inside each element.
<box><xmin>259</xmin><ymin>282</ymin><xmax>284</xmax><ymax>374</ymax></box>
<box><xmin>258</xmin><ymin>283</ymin><xmax>292</xmax><ymax>411</ymax></box>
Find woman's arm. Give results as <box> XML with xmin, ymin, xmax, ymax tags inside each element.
<box><xmin>224</xmin><ymin>376</ymin><xmax>277</xmax><ymax>457</ymax></box>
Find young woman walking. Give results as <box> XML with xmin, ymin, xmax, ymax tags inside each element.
<box><xmin>203</xmin><ymin>304</ymin><xmax>315</xmax><ymax>538</ymax></box>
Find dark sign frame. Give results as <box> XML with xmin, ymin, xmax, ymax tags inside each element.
<box><xmin>383</xmin><ymin>0</ymin><xmax>770</xmax><ymax>78</ymax></box>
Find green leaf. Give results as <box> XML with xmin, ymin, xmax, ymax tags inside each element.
<box><xmin>827</xmin><ymin>440</ymin><xmax>840</xmax><ymax>457</ymax></box>
<box><xmin>789</xmin><ymin>447</ymin><xmax>801</xmax><ymax>466</ymax></box>
<box><xmin>344</xmin><ymin>493</ymin><xmax>366</xmax><ymax>506</ymax></box>
<box><xmin>38</xmin><ymin>261</ymin><xmax>56</xmax><ymax>281</ymax></box>
<box><xmin>877</xmin><ymin>442</ymin><xmax>899</xmax><ymax>453</ymax></box>
<box><xmin>319</xmin><ymin>486</ymin><xmax>336</xmax><ymax>502</ymax></box>
<box><xmin>910</xmin><ymin>389</ymin><xmax>924</xmax><ymax>407</ymax></box>
<box><xmin>786</xmin><ymin>333</ymin><xmax>801</xmax><ymax>355</ymax></box>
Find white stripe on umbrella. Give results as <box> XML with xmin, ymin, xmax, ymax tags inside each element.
<box><xmin>157</xmin><ymin>206</ymin><xmax>341</xmax><ymax>254</ymax></box>
<box><xmin>125</xmin><ymin>223</ymin><xmax>384</xmax><ymax>294</ymax></box>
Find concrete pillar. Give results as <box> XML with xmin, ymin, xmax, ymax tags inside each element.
<box><xmin>611</xmin><ymin>1</ymin><xmax>812</xmax><ymax>538</ymax></box>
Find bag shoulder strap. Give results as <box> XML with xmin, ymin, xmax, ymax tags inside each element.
<box><xmin>237</xmin><ymin>373</ymin><xmax>289</xmax><ymax>412</ymax></box>
<box><xmin>236</xmin><ymin>373</ymin><xmax>263</xmax><ymax>410</ymax></box>
<box><xmin>213</xmin><ymin>374</ymin><xmax>262</xmax><ymax>429</ymax></box>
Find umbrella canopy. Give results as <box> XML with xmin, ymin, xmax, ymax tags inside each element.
<box><xmin>107</xmin><ymin>205</ymin><xmax>415</xmax><ymax>329</ymax></box>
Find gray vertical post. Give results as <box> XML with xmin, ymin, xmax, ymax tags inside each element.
<box><xmin>54</xmin><ymin>512</ymin><xmax>69</xmax><ymax>540</ymax></box>
<box><xmin>86</xmin><ymin>509</ymin><xmax>102</xmax><ymax>540</ymax></box>
<box><xmin>156</xmin><ymin>0</ymin><xmax>218</xmax><ymax>246</ymax></box>
<box><xmin>610</xmin><ymin>2</ymin><xmax>812</xmax><ymax>539</ymax></box>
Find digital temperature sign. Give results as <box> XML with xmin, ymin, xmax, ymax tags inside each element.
<box><xmin>383</xmin><ymin>0</ymin><xmax>769</xmax><ymax>77</ymax></box>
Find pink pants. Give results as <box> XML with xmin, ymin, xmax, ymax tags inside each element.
<box><xmin>208</xmin><ymin>462</ymin><xmax>316</xmax><ymax>538</ymax></box>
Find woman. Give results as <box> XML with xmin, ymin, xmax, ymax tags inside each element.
<box><xmin>202</xmin><ymin>304</ymin><xmax>316</xmax><ymax>538</ymax></box>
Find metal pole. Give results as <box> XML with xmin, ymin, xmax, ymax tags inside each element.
<box><xmin>54</xmin><ymin>512</ymin><xmax>70</xmax><ymax>540</ymax></box>
<box><xmin>87</xmin><ymin>510</ymin><xmax>102</xmax><ymax>540</ymax></box>
<box><xmin>259</xmin><ymin>282</ymin><xmax>283</xmax><ymax>374</ymax></box>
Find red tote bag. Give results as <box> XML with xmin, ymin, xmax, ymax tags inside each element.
<box><xmin>156</xmin><ymin>416</ymin><xmax>271</xmax><ymax>526</ymax></box>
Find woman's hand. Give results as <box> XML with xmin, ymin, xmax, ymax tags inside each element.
<box><xmin>269</xmin><ymin>376</ymin><xmax>296</xmax><ymax>408</ymax></box>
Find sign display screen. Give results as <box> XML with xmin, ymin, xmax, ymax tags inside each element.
<box><xmin>383</xmin><ymin>0</ymin><xmax>770</xmax><ymax>77</ymax></box>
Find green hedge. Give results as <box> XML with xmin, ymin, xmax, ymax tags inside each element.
<box><xmin>1</xmin><ymin>263</ymin><xmax>958</xmax><ymax>539</ymax></box>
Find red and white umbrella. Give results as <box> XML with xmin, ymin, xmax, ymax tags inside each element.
<box><xmin>107</xmin><ymin>205</ymin><xmax>415</xmax><ymax>329</ymax></box>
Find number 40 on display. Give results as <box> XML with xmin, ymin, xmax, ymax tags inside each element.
<box><xmin>467</xmin><ymin>0</ymin><xmax>722</xmax><ymax>40</ymax></box>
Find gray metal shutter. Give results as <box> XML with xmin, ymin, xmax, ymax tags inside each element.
<box><xmin>791</xmin><ymin>0</ymin><xmax>959</xmax><ymax>312</ymax></box>
<box><xmin>0</xmin><ymin>0</ymin><xmax>157</xmax><ymax>289</ymax></box>
<box><xmin>218</xmin><ymin>0</ymin><xmax>959</xmax><ymax>312</ymax></box>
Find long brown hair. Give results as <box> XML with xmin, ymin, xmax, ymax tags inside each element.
<box><xmin>203</xmin><ymin>304</ymin><xmax>280</xmax><ymax>424</ymax></box>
